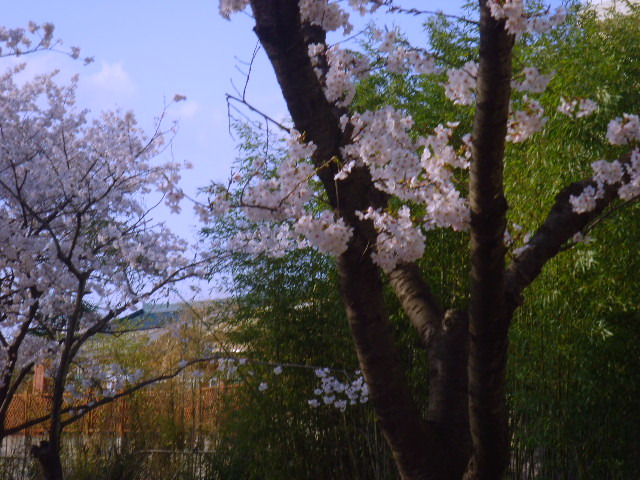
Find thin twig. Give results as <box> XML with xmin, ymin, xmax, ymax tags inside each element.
<box><xmin>243</xmin><ymin>43</ymin><xmax>261</xmax><ymax>101</ymax></box>
<box><xmin>226</xmin><ymin>94</ymin><xmax>289</xmax><ymax>132</ymax></box>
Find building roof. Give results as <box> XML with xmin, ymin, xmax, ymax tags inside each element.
<box><xmin>114</xmin><ymin>300</ymin><xmax>230</xmax><ymax>333</ymax></box>
<box><xmin>122</xmin><ymin>303</ymin><xmax>185</xmax><ymax>330</ymax></box>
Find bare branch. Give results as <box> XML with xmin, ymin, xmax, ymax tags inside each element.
<box><xmin>226</xmin><ymin>93</ymin><xmax>290</xmax><ymax>132</ymax></box>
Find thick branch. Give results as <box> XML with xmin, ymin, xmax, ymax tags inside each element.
<box><xmin>388</xmin><ymin>262</ymin><xmax>443</xmax><ymax>347</ymax></box>
<box><xmin>249</xmin><ymin>0</ymin><xmax>343</xmax><ymax>208</ymax></box>
<box><xmin>427</xmin><ymin>309</ymin><xmax>471</xmax><ymax>478</ymax></box>
<box><xmin>505</xmin><ymin>151</ymin><xmax>634</xmax><ymax>314</ymax></box>
<box><xmin>48</xmin><ymin>276</ymin><xmax>87</xmax><ymax>448</ymax></box>
<box><xmin>0</xmin><ymin>296</ymin><xmax>39</xmax><ymax>422</ymax></box>
<box><xmin>0</xmin><ymin>362</ymin><xmax>34</xmax><ymax>434</ymax></box>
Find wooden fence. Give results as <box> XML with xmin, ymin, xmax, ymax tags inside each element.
<box><xmin>4</xmin><ymin>384</ymin><xmax>230</xmax><ymax>437</ymax></box>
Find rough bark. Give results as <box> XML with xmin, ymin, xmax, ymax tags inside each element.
<box><xmin>31</xmin><ymin>441</ymin><xmax>64</xmax><ymax>480</ymax></box>
<box><xmin>0</xmin><ymin>317</ymin><xmax>34</xmax><ymax>434</ymax></box>
<box><xmin>388</xmin><ymin>263</ymin><xmax>443</xmax><ymax>347</ymax></box>
<box><xmin>48</xmin><ymin>277</ymin><xmax>86</xmax><ymax>462</ymax></box>
<box><xmin>465</xmin><ymin>2</ymin><xmax>514</xmax><ymax>479</ymax></box>
<box><xmin>249</xmin><ymin>0</ymin><xmax>343</xmax><ymax>207</ymax></box>
<box><xmin>427</xmin><ymin>309</ymin><xmax>471</xmax><ymax>478</ymax></box>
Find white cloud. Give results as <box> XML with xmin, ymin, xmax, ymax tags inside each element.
<box><xmin>86</xmin><ymin>61</ymin><xmax>136</xmax><ymax>99</ymax></box>
<box><xmin>172</xmin><ymin>100</ymin><xmax>199</xmax><ymax>120</ymax></box>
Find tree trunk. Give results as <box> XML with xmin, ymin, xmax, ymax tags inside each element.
<box><xmin>337</xmin><ymin>239</ymin><xmax>449</xmax><ymax>480</ymax></box>
<box><xmin>465</xmin><ymin>0</ymin><xmax>514</xmax><ymax>477</ymax></box>
<box><xmin>427</xmin><ymin>310</ymin><xmax>471</xmax><ymax>479</ymax></box>
<box><xmin>31</xmin><ymin>440</ymin><xmax>64</xmax><ymax>480</ymax></box>
<box><xmin>249</xmin><ymin>1</ymin><xmax>473</xmax><ymax>478</ymax></box>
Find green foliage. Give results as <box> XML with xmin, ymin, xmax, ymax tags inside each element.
<box><xmin>502</xmin><ymin>4</ymin><xmax>640</xmax><ymax>477</ymax></box>
<box><xmin>207</xmin><ymin>250</ymin><xmax>399</xmax><ymax>480</ymax></box>
<box><xmin>509</xmin><ymin>202</ymin><xmax>640</xmax><ymax>478</ymax></box>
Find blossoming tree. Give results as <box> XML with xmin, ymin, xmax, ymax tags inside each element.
<box><xmin>0</xmin><ymin>59</ymin><xmax>202</xmax><ymax>478</ymax></box>
<box><xmin>206</xmin><ymin>1</ymin><xmax>640</xmax><ymax>479</ymax></box>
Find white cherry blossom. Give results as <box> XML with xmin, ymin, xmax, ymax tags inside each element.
<box><xmin>607</xmin><ymin>114</ymin><xmax>640</xmax><ymax>145</ymax></box>
<box><xmin>443</xmin><ymin>62</ymin><xmax>478</xmax><ymax>106</ymax></box>
<box><xmin>506</xmin><ymin>96</ymin><xmax>547</xmax><ymax>142</ymax></box>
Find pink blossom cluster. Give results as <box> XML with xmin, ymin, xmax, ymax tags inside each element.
<box><xmin>309</xmin><ymin>34</ymin><xmax>436</xmax><ymax>108</ymax></box>
<box><xmin>607</xmin><ymin>114</ymin><xmax>640</xmax><ymax>145</ymax></box>
<box><xmin>357</xmin><ymin>207</ymin><xmax>426</xmax><ymax>272</ymax></box>
<box><xmin>299</xmin><ymin>0</ymin><xmax>381</xmax><ymax>33</ymax></box>
<box><xmin>0</xmin><ymin>21</ymin><xmax>92</xmax><ymax>64</ymax></box>
<box><xmin>204</xmin><ymin>129</ymin><xmax>353</xmax><ymax>257</ymax></box>
<box><xmin>617</xmin><ymin>149</ymin><xmax>640</xmax><ymax>201</ymax></box>
<box><xmin>0</xmin><ymin>21</ymin><xmax>54</xmax><ymax>56</ymax></box>
<box><xmin>419</xmin><ymin>126</ymin><xmax>471</xmax><ymax>231</ymax></box>
<box><xmin>571</xmin><ymin>231</ymin><xmax>591</xmax><ymax>244</ymax></box>
<box><xmin>569</xmin><ymin>185</ymin><xmax>601</xmax><ymax>214</ymax></box>
<box><xmin>294</xmin><ymin>212</ymin><xmax>353</xmax><ymax>256</ymax></box>
<box><xmin>203</xmin><ymin>355</ymin><xmax>370</xmax><ymax>408</ymax></box>
<box><xmin>573</xmin><ymin>148</ymin><xmax>640</xmax><ymax>211</ymax></box>
<box><xmin>384</xmin><ymin>45</ymin><xmax>438</xmax><ymax>75</ymax></box>
<box><xmin>348</xmin><ymin>29</ymin><xmax>438</xmax><ymax>81</ymax></box>
<box><xmin>218</xmin><ymin>0</ymin><xmax>249</xmax><ymax>19</ymax></box>
<box><xmin>342</xmin><ymin>106</ymin><xmax>419</xmax><ymax>183</ymax></box>
<box><xmin>592</xmin><ymin>159</ymin><xmax>625</xmax><ymax>186</ymax></box>
<box><xmin>512</xmin><ymin>67</ymin><xmax>553</xmax><ymax>93</ymax></box>
<box><xmin>225</xmin><ymin>211</ymin><xmax>352</xmax><ymax>257</ymax></box>
<box><xmin>570</xmin><ymin>112</ymin><xmax>640</xmax><ymax>214</ymax></box>
<box><xmin>299</xmin><ymin>0</ymin><xmax>353</xmax><ymax>33</ymax></box>
<box><xmin>557</xmin><ymin>97</ymin><xmax>598</xmax><ymax>118</ymax></box>
<box><xmin>487</xmin><ymin>0</ymin><xmax>566</xmax><ymax>35</ymax></box>
<box><xmin>312</xmin><ymin>44</ymin><xmax>371</xmax><ymax>106</ymax></box>
<box><xmin>506</xmin><ymin>96</ymin><xmax>547</xmax><ymax>142</ymax></box>
<box><xmin>341</xmin><ymin>110</ymin><xmax>471</xmax><ymax>232</ymax></box>
<box><xmin>443</xmin><ymin>62</ymin><xmax>478</xmax><ymax>106</ymax></box>
<box><xmin>308</xmin><ymin>368</ymin><xmax>369</xmax><ymax>411</ymax></box>
<box><xmin>242</xmin><ymin>158</ymin><xmax>315</xmax><ymax>222</ymax></box>
<box><xmin>218</xmin><ymin>0</ymin><xmax>380</xmax><ymax>30</ymax></box>
<box><xmin>226</xmin><ymin>224</ymin><xmax>297</xmax><ymax>258</ymax></box>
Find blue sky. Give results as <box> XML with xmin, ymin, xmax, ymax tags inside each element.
<box><xmin>2</xmin><ymin>1</ymin><xmax>463</xmax><ymax>299</ymax></box>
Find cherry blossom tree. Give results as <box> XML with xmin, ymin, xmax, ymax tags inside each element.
<box><xmin>205</xmin><ymin>1</ymin><xmax>640</xmax><ymax>479</ymax></box>
<box><xmin>0</xmin><ymin>21</ymin><xmax>93</xmax><ymax>64</ymax></box>
<box><xmin>0</xmin><ymin>62</ymin><xmax>201</xmax><ymax>479</ymax></box>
